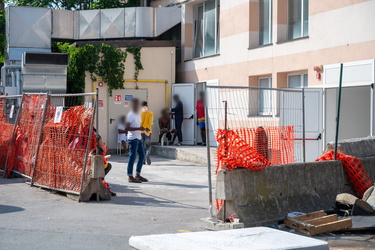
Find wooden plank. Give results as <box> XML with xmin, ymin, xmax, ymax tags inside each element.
<box><xmin>284</xmin><ymin>217</ymin><xmax>313</xmax><ymax>235</ymax></box>
<box><xmin>305</xmin><ymin>214</ymin><xmax>338</xmax><ymax>226</ymax></box>
<box><xmin>292</xmin><ymin>210</ymin><xmax>325</xmax><ymax>222</ymax></box>
<box><xmin>309</xmin><ymin>218</ymin><xmax>352</xmax><ymax>236</ymax></box>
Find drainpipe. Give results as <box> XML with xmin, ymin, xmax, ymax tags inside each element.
<box><xmin>1</xmin><ymin>65</ymin><xmax>21</xmax><ymax>95</ymax></box>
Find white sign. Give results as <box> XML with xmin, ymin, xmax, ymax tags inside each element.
<box><xmin>54</xmin><ymin>106</ymin><xmax>63</xmax><ymax>123</ymax></box>
<box><xmin>9</xmin><ymin>105</ymin><xmax>14</xmax><ymax>119</ymax></box>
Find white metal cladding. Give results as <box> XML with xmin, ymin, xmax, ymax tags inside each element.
<box><xmin>136</xmin><ymin>7</ymin><xmax>154</xmax><ymax>37</ymax></box>
<box><xmin>154</xmin><ymin>7</ymin><xmax>181</xmax><ymax>37</ymax></box>
<box><xmin>7</xmin><ymin>6</ymin><xmax>51</xmax><ymax>49</ymax></box>
<box><xmin>101</xmin><ymin>8</ymin><xmax>125</xmax><ymax>38</ymax></box>
<box><xmin>52</xmin><ymin>9</ymin><xmax>75</xmax><ymax>39</ymax></box>
<box><xmin>124</xmin><ymin>7</ymin><xmax>136</xmax><ymax>37</ymax></box>
<box><xmin>78</xmin><ymin>9</ymin><xmax>101</xmax><ymax>39</ymax></box>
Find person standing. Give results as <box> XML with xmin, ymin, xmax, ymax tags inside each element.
<box><xmin>126</xmin><ymin>98</ymin><xmax>148</xmax><ymax>183</ymax></box>
<box><xmin>140</xmin><ymin>101</ymin><xmax>153</xmax><ymax>165</ymax></box>
<box><xmin>196</xmin><ymin>91</ymin><xmax>206</xmax><ymax>146</ymax></box>
<box><xmin>171</xmin><ymin>94</ymin><xmax>183</xmax><ymax>146</ymax></box>
<box><xmin>117</xmin><ymin>116</ymin><xmax>129</xmax><ymax>154</ymax></box>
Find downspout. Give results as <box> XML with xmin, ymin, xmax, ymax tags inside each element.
<box><xmin>1</xmin><ymin>65</ymin><xmax>21</xmax><ymax>94</ymax></box>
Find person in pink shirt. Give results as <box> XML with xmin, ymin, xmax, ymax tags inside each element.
<box><xmin>196</xmin><ymin>91</ymin><xmax>206</xmax><ymax>146</ymax></box>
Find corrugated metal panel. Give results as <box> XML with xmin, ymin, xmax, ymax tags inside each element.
<box><xmin>101</xmin><ymin>8</ymin><xmax>125</xmax><ymax>38</ymax></box>
<box><xmin>7</xmin><ymin>6</ymin><xmax>51</xmax><ymax>49</ymax></box>
<box><xmin>52</xmin><ymin>9</ymin><xmax>74</xmax><ymax>39</ymax></box>
<box><xmin>125</xmin><ymin>8</ymin><xmax>136</xmax><ymax>38</ymax></box>
<box><xmin>154</xmin><ymin>7</ymin><xmax>181</xmax><ymax>37</ymax></box>
<box><xmin>78</xmin><ymin>10</ymin><xmax>101</xmax><ymax>39</ymax></box>
<box><xmin>135</xmin><ymin>7</ymin><xmax>154</xmax><ymax>37</ymax></box>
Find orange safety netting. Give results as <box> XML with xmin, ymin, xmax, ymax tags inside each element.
<box><xmin>0</xmin><ymin>97</ymin><xmax>6</xmax><ymax>122</ymax></box>
<box><xmin>32</xmin><ymin>105</ymin><xmax>96</xmax><ymax>193</ymax></box>
<box><xmin>316</xmin><ymin>150</ymin><xmax>373</xmax><ymax>198</ymax></box>
<box><xmin>0</xmin><ymin>122</ymin><xmax>16</xmax><ymax>173</ymax></box>
<box><xmin>215</xmin><ymin>126</ymin><xmax>295</xmax><ymax>172</ymax></box>
<box><xmin>11</xmin><ymin>94</ymin><xmax>47</xmax><ymax>177</ymax></box>
<box><xmin>215</xmin><ymin>126</ymin><xmax>295</xmax><ymax>211</ymax></box>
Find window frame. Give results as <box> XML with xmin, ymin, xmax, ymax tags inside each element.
<box><xmin>287</xmin><ymin>0</ymin><xmax>309</xmax><ymax>40</ymax></box>
<box><xmin>193</xmin><ymin>0</ymin><xmax>220</xmax><ymax>59</ymax></box>
<box><xmin>287</xmin><ymin>72</ymin><xmax>308</xmax><ymax>88</ymax></box>
<box><xmin>258</xmin><ymin>76</ymin><xmax>273</xmax><ymax>116</ymax></box>
<box><xmin>259</xmin><ymin>0</ymin><xmax>273</xmax><ymax>46</ymax></box>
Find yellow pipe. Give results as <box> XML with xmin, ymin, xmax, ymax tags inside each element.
<box><xmin>96</xmin><ymin>78</ymin><xmax>167</xmax><ymax>83</ymax></box>
<box><xmin>95</xmin><ymin>78</ymin><xmax>170</xmax><ymax>107</ymax></box>
<box><xmin>165</xmin><ymin>83</ymin><xmax>169</xmax><ymax>108</ymax></box>
<box><xmin>92</xmin><ymin>81</ymin><xmax>97</xmax><ymax>99</ymax></box>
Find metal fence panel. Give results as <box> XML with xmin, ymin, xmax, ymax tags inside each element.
<box><xmin>206</xmin><ymin>86</ymin><xmax>305</xmax><ymax>172</ymax></box>
<box><xmin>10</xmin><ymin>94</ymin><xmax>48</xmax><ymax>178</ymax></box>
<box><xmin>0</xmin><ymin>95</ymin><xmax>22</xmax><ymax>175</ymax></box>
<box><xmin>32</xmin><ymin>93</ymin><xmax>97</xmax><ymax>194</ymax></box>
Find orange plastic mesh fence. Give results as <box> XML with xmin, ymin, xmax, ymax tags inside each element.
<box><xmin>215</xmin><ymin>126</ymin><xmax>295</xmax><ymax>211</ymax></box>
<box><xmin>0</xmin><ymin>97</ymin><xmax>6</xmax><ymax>122</ymax></box>
<box><xmin>32</xmin><ymin>103</ymin><xmax>96</xmax><ymax>193</ymax></box>
<box><xmin>215</xmin><ymin>126</ymin><xmax>295</xmax><ymax>172</ymax></box>
<box><xmin>11</xmin><ymin>94</ymin><xmax>48</xmax><ymax>177</ymax></box>
<box><xmin>316</xmin><ymin>150</ymin><xmax>373</xmax><ymax>198</ymax></box>
<box><xmin>0</xmin><ymin>122</ymin><xmax>16</xmax><ymax>173</ymax></box>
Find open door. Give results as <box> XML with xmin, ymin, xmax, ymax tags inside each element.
<box><xmin>108</xmin><ymin>89</ymin><xmax>148</xmax><ymax>149</ymax></box>
<box><xmin>172</xmin><ymin>84</ymin><xmax>195</xmax><ymax>145</ymax></box>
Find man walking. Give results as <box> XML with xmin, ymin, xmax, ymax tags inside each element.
<box><xmin>140</xmin><ymin>101</ymin><xmax>153</xmax><ymax>165</ymax></box>
<box><xmin>126</xmin><ymin>98</ymin><xmax>148</xmax><ymax>183</ymax></box>
<box><xmin>171</xmin><ymin>94</ymin><xmax>183</xmax><ymax>146</ymax></box>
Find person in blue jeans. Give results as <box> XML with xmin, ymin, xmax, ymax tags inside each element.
<box><xmin>126</xmin><ymin>98</ymin><xmax>149</xmax><ymax>183</ymax></box>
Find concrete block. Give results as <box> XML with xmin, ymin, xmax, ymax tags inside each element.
<box><xmin>129</xmin><ymin>227</ymin><xmax>329</xmax><ymax>250</ymax></box>
<box><xmin>325</xmin><ymin>136</ymin><xmax>375</xmax><ymax>158</ymax></box>
<box><xmin>200</xmin><ymin>217</ymin><xmax>244</xmax><ymax>231</ymax></box>
<box><xmin>216</xmin><ymin>161</ymin><xmax>354</xmax><ymax>227</ymax></box>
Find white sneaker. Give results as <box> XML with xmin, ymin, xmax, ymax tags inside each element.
<box><xmin>176</xmin><ymin>143</ymin><xmax>182</xmax><ymax>146</ymax></box>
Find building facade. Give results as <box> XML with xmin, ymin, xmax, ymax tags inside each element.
<box><xmin>151</xmin><ymin>0</ymin><xmax>375</xmax><ymax>88</ymax></box>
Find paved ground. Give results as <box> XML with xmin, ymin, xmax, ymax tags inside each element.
<box><xmin>0</xmin><ymin>155</ymin><xmax>211</xmax><ymax>250</ymax></box>
<box><xmin>1</xmin><ymin>154</ymin><xmax>375</xmax><ymax>249</ymax></box>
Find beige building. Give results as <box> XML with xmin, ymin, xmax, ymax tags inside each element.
<box><xmin>85</xmin><ymin>46</ymin><xmax>176</xmax><ymax>148</ymax></box>
<box><xmin>151</xmin><ymin>0</ymin><xmax>375</xmax><ymax>88</ymax></box>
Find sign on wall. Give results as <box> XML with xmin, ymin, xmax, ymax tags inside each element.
<box><xmin>114</xmin><ymin>95</ymin><xmax>122</xmax><ymax>104</ymax></box>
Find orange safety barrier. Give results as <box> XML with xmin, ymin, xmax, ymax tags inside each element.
<box><xmin>215</xmin><ymin>126</ymin><xmax>295</xmax><ymax>172</ymax></box>
<box><xmin>0</xmin><ymin>97</ymin><xmax>6</xmax><ymax>122</ymax></box>
<box><xmin>215</xmin><ymin>126</ymin><xmax>295</xmax><ymax>211</ymax></box>
<box><xmin>33</xmin><ymin>105</ymin><xmax>96</xmax><ymax>193</ymax></box>
<box><xmin>11</xmin><ymin>94</ymin><xmax>47</xmax><ymax>177</ymax></box>
<box><xmin>316</xmin><ymin>150</ymin><xmax>373</xmax><ymax>198</ymax></box>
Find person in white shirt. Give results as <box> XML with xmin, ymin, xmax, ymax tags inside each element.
<box><xmin>126</xmin><ymin>98</ymin><xmax>149</xmax><ymax>183</ymax></box>
<box><xmin>117</xmin><ymin>116</ymin><xmax>129</xmax><ymax>154</ymax></box>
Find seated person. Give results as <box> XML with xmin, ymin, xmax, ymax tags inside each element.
<box><xmin>117</xmin><ymin>116</ymin><xmax>129</xmax><ymax>154</ymax></box>
<box><xmin>158</xmin><ymin>108</ymin><xmax>177</xmax><ymax>145</ymax></box>
<box><xmin>97</xmin><ymin>135</ymin><xmax>116</xmax><ymax>196</ymax></box>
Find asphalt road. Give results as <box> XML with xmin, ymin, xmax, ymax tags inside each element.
<box><xmin>0</xmin><ymin>155</ymin><xmax>211</xmax><ymax>250</ymax></box>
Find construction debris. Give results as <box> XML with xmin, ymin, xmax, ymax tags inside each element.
<box><xmin>284</xmin><ymin>210</ymin><xmax>352</xmax><ymax>236</ymax></box>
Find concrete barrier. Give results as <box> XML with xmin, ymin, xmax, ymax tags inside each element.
<box><xmin>216</xmin><ymin>157</ymin><xmax>375</xmax><ymax>227</ymax></box>
<box><xmin>325</xmin><ymin>136</ymin><xmax>375</xmax><ymax>158</ymax></box>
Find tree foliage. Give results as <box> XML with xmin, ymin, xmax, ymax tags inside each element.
<box><xmin>57</xmin><ymin>43</ymin><xmax>143</xmax><ymax>94</ymax></box>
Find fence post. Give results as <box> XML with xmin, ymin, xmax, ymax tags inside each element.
<box><xmin>4</xmin><ymin>95</ymin><xmax>24</xmax><ymax>178</ymax></box>
<box><xmin>95</xmin><ymin>88</ymin><xmax>99</xmax><ymax>154</ymax></box>
<box><xmin>334</xmin><ymin>63</ymin><xmax>344</xmax><ymax>160</ymax></box>
<box><xmin>302</xmin><ymin>88</ymin><xmax>306</xmax><ymax>162</ymax></box>
<box><xmin>30</xmin><ymin>92</ymin><xmax>50</xmax><ymax>186</ymax></box>
<box><xmin>204</xmin><ymin>83</ymin><xmax>214</xmax><ymax>218</ymax></box>
<box><xmin>79</xmin><ymin>95</ymin><xmax>97</xmax><ymax>202</ymax></box>
<box><xmin>222</xmin><ymin>100</ymin><xmax>228</xmax><ymax>221</ymax></box>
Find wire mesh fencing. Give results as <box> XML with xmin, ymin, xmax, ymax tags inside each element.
<box><xmin>0</xmin><ymin>95</ymin><xmax>22</xmax><ymax>175</ymax></box>
<box><xmin>32</xmin><ymin>93</ymin><xmax>97</xmax><ymax>194</ymax></box>
<box><xmin>1</xmin><ymin>92</ymin><xmax>98</xmax><ymax>197</ymax></box>
<box><xmin>205</xmin><ymin>85</ymin><xmax>305</xmax><ymax>172</ymax></box>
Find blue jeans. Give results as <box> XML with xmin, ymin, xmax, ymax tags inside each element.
<box><xmin>127</xmin><ymin>139</ymin><xmax>145</xmax><ymax>176</ymax></box>
<box><xmin>141</xmin><ymin>133</ymin><xmax>152</xmax><ymax>157</ymax></box>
